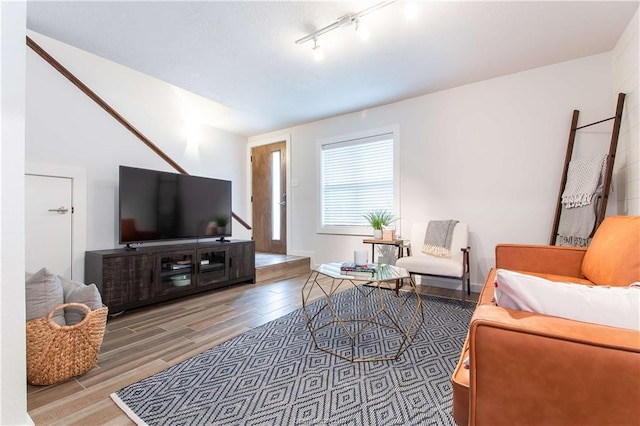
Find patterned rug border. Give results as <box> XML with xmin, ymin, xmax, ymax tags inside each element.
<box><xmin>111</xmin><ymin>288</ymin><xmax>475</xmax><ymax>426</ymax></box>
<box><xmin>111</xmin><ymin>393</ymin><xmax>147</xmax><ymax>426</ymax></box>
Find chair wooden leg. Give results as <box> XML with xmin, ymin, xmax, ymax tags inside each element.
<box><xmin>463</xmin><ymin>246</ymin><xmax>471</xmax><ymax>296</ymax></box>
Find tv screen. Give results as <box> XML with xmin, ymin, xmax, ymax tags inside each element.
<box><xmin>119</xmin><ymin>166</ymin><xmax>232</xmax><ymax>244</ymax></box>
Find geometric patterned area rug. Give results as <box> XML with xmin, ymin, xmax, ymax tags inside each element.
<box><xmin>111</xmin><ymin>287</ymin><xmax>475</xmax><ymax>425</ymax></box>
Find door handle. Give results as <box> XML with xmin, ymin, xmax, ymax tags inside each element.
<box><xmin>48</xmin><ymin>206</ymin><xmax>69</xmax><ymax>214</ymax></box>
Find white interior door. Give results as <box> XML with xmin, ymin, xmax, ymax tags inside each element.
<box><xmin>25</xmin><ymin>174</ymin><xmax>73</xmax><ymax>279</ymax></box>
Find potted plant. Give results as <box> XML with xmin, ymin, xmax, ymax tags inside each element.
<box><xmin>363</xmin><ymin>210</ymin><xmax>396</xmax><ymax>239</ymax></box>
<box><xmin>214</xmin><ymin>214</ymin><xmax>229</xmax><ymax>234</ymax></box>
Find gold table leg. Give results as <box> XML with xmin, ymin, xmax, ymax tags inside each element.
<box><xmin>301</xmin><ymin>272</ymin><xmax>424</xmax><ymax>362</ymax></box>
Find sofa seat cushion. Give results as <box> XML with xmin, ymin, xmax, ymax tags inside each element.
<box><xmin>582</xmin><ymin>215</ymin><xmax>640</xmax><ymax>286</ymax></box>
<box><xmin>396</xmin><ymin>254</ymin><xmax>462</xmax><ymax>277</ymax></box>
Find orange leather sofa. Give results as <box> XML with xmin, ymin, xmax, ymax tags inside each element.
<box><xmin>451</xmin><ymin>215</ymin><xmax>640</xmax><ymax>425</ymax></box>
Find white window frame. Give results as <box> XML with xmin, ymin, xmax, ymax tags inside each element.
<box><xmin>316</xmin><ymin>125</ymin><xmax>400</xmax><ymax>236</ymax></box>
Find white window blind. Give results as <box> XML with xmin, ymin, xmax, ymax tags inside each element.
<box><xmin>321</xmin><ymin>133</ymin><xmax>394</xmax><ymax>228</ymax></box>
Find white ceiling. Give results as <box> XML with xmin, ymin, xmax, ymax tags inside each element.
<box><xmin>26</xmin><ymin>1</ymin><xmax>638</xmax><ymax>137</ymax></box>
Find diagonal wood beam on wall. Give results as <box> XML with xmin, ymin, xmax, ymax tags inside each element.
<box><xmin>26</xmin><ymin>35</ymin><xmax>251</xmax><ymax>230</ymax></box>
<box><xmin>26</xmin><ymin>36</ymin><xmax>187</xmax><ymax>175</ymax></box>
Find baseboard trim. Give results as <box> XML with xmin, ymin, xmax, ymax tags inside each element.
<box><xmin>415</xmin><ymin>276</ymin><xmax>482</xmax><ymax>294</ymax></box>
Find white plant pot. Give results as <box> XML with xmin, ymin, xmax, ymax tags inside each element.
<box><xmin>373</xmin><ymin>229</ymin><xmax>383</xmax><ymax>239</ymax></box>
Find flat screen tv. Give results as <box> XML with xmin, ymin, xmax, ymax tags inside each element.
<box><xmin>119</xmin><ymin>166</ymin><xmax>232</xmax><ymax>246</ymax></box>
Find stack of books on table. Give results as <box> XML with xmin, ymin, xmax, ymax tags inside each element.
<box><xmin>340</xmin><ymin>262</ymin><xmax>377</xmax><ymax>273</ymax></box>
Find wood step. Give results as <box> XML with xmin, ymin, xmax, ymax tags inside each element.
<box><xmin>255</xmin><ymin>255</ymin><xmax>311</xmax><ymax>283</ymax></box>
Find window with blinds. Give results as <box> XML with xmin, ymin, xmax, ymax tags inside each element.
<box><xmin>318</xmin><ymin>129</ymin><xmax>398</xmax><ymax>234</ymax></box>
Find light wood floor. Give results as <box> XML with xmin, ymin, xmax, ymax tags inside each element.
<box><xmin>27</xmin><ymin>273</ymin><xmax>477</xmax><ymax>425</ymax></box>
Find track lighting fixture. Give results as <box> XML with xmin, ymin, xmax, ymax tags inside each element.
<box><xmin>295</xmin><ymin>0</ymin><xmax>397</xmax><ymax>57</ymax></box>
<box><xmin>312</xmin><ymin>38</ymin><xmax>324</xmax><ymax>62</ymax></box>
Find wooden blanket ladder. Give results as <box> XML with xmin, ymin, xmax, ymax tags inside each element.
<box><xmin>549</xmin><ymin>93</ymin><xmax>626</xmax><ymax>245</ymax></box>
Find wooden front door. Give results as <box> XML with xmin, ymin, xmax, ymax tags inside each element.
<box><xmin>252</xmin><ymin>141</ymin><xmax>286</xmax><ymax>254</ymax></box>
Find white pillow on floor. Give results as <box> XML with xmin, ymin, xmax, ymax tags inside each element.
<box><xmin>494</xmin><ymin>269</ymin><xmax>640</xmax><ymax>331</ymax></box>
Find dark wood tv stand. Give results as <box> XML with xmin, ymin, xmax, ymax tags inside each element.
<box><xmin>85</xmin><ymin>239</ymin><xmax>255</xmax><ymax>314</ymax></box>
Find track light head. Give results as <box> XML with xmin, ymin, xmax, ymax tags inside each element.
<box><xmin>295</xmin><ymin>1</ymin><xmax>398</xmax><ymax>60</ymax></box>
<box><xmin>312</xmin><ymin>38</ymin><xmax>324</xmax><ymax>62</ymax></box>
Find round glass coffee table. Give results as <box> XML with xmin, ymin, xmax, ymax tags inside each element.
<box><xmin>301</xmin><ymin>263</ymin><xmax>424</xmax><ymax>362</ymax></box>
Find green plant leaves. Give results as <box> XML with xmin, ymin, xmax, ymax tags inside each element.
<box><xmin>363</xmin><ymin>210</ymin><xmax>396</xmax><ymax>230</ymax></box>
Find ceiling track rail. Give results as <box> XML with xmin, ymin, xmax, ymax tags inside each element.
<box><xmin>26</xmin><ymin>36</ymin><xmax>251</xmax><ymax>231</ymax></box>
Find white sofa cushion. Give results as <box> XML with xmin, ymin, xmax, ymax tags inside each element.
<box><xmin>495</xmin><ymin>269</ymin><xmax>640</xmax><ymax>331</ymax></box>
<box><xmin>396</xmin><ymin>221</ymin><xmax>468</xmax><ymax>278</ymax></box>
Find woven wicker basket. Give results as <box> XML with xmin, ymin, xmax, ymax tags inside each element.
<box><xmin>26</xmin><ymin>302</ymin><xmax>108</xmax><ymax>385</ymax></box>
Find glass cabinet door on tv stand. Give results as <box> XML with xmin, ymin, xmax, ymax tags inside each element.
<box><xmin>156</xmin><ymin>250</ymin><xmax>197</xmax><ymax>297</ymax></box>
<box><xmin>197</xmin><ymin>247</ymin><xmax>229</xmax><ymax>287</ymax></box>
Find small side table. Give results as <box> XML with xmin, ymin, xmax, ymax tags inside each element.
<box><xmin>362</xmin><ymin>238</ymin><xmax>411</xmax><ymax>263</ymax></box>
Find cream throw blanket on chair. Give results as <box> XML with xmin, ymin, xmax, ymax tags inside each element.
<box><xmin>422</xmin><ymin>220</ymin><xmax>458</xmax><ymax>258</ymax></box>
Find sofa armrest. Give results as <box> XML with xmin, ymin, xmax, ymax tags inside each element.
<box><xmin>468</xmin><ymin>304</ymin><xmax>640</xmax><ymax>426</ymax></box>
<box><xmin>495</xmin><ymin>244</ymin><xmax>587</xmax><ymax>278</ymax></box>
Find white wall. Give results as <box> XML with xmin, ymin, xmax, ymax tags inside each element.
<box><xmin>251</xmin><ymin>53</ymin><xmax>615</xmax><ymax>289</ymax></box>
<box><xmin>613</xmin><ymin>9</ymin><xmax>640</xmax><ymax>215</ymax></box>
<box><xmin>25</xmin><ymin>32</ymin><xmax>251</xmax><ymax>271</ymax></box>
<box><xmin>0</xmin><ymin>2</ymin><xmax>31</xmax><ymax>424</ymax></box>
